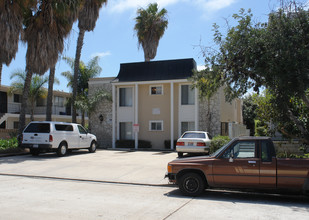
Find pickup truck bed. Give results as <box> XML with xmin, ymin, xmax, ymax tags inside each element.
<box><xmin>166</xmin><ymin>137</ymin><xmax>309</xmax><ymax>196</ymax></box>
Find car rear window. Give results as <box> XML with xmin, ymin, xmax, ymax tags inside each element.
<box><xmin>182</xmin><ymin>133</ymin><xmax>206</xmax><ymax>138</ymax></box>
<box><xmin>55</xmin><ymin>124</ymin><xmax>73</xmax><ymax>131</ymax></box>
<box><xmin>24</xmin><ymin>123</ymin><xmax>50</xmax><ymax>133</ymax></box>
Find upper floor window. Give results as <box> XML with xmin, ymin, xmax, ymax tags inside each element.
<box><xmin>181</xmin><ymin>85</ymin><xmax>195</xmax><ymax>105</ymax></box>
<box><xmin>119</xmin><ymin>87</ymin><xmax>133</xmax><ymax>107</ymax></box>
<box><xmin>36</xmin><ymin>97</ymin><xmax>46</xmax><ymax>107</ymax></box>
<box><xmin>54</xmin><ymin>96</ymin><xmax>64</xmax><ymax>107</ymax></box>
<box><xmin>150</xmin><ymin>85</ymin><xmax>163</xmax><ymax>95</ymax></box>
<box><xmin>14</xmin><ymin>94</ymin><xmax>22</xmax><ymax>103</ymax></box>
<box><xmin>149</xmin><ymin>120</ymin><xmax>163</xmax><ymax>131</ymax></box>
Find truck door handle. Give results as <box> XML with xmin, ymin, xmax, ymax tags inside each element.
<box><xmin>248</xmin><ymin>161</ymin><xmax>256</xmax><ymax>164</ymax></box>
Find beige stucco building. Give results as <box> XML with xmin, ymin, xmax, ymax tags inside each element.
<box><xmin>0</xmin><ymin>85</ymin><xmax>85</xmax><ymax>130</ymax></box>
<box><xmin>89</xmin><ymin>58</ymin><xmax>248</xmax><ymax>150</ymax></box>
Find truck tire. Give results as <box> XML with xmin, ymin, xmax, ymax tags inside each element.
<box><xmin>57</xmin><ymin>143</ymin><xmax>67</xmax><ymax>157</ymax></box>
<box><xmin>88</xmin><ymin>141</ymin><xmax>97</xmax><ymax>153</ymax></box>
<box><xmin>179</xmin><ymin>173</ymin><xmax>205</xmax><ymax>196</ymax></box>
<box><xmin>178</xmin><ymin>152</ymin><xmax>183</xmax><ymax>157</ymax></box>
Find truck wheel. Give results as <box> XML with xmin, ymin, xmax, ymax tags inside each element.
<box><xmin>179</xmin><ymin>173</ymin><xmax>205</xmax><ymax>196</ymax></box>
<box><xmin>88</xmin><ymin>141</ymin><xmax>97</xmax><ymax>153</ymax></box>
<box><xmin>57</xmin><ymin>143</ymin><xmax>67</xmax><ymax>157</ymax></box>
<box><xmin>30</xmin><ymin>149</ymin><xmax>40</xmax><ymax>156</ymax></box>
<box><xmin>178</xmin><ymin>152</ymin><xmax>183</xmax><ymax>157</ymax></box>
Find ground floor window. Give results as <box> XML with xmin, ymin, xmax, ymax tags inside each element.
<box><xmin>149</xmin><ymin>120</ymin><xmax>163</xmax><ymax>131</ymax></box>
<box><xmin>119</xmin><ymin>122</ymin><xmax>133</xmax><ymax>140</ymax></box>
<box><xmin>181</xmin><ymin>121</ymin><xmax>195</xmax><ymax>134</ymax></box>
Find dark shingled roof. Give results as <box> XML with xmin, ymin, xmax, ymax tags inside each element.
<box><xmin>115</xmin><ymin>58</ymin><xmax>196</xmax><ymax>82</ymax></box>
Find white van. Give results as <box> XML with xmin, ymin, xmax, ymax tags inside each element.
<box><xmin>21</xmin><ymin>121</ymin><xmax>97</xmax><ymax>156</ymax></box>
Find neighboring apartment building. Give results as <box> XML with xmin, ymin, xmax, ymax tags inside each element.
<box><xmin>0</xmin><ymin>85</ymin><xmax>85</xmax><ymax>130</ymax></box>
<box><xmin>89</xmin><ymin>58</ymin><xmax>249</xmax><ymax>150</ymax></box>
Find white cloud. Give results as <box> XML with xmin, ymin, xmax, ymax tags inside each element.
<box><xmin>197</xmin><ymin>65</ymin><xmax>206</xmax><ymax>71</ymax></box>
<box><xmin>196</xmin><ymin>0</ymin><xmax>237</xmax><ymax>11</ymax></box>
<box><xmin>108</xmin><ymin>0</ymin><xmax>236</xmax><ymax>13</ymax></box>
<box><xmin>91</xmin><ymin>51</ymin><xmax>111</xmax><ymax>58</ymax></box>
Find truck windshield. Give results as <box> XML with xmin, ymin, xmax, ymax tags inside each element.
<box><xmin>24</xmin><ymin>123</ymin><xmax>50</xmax><ymax>133</ymax></box>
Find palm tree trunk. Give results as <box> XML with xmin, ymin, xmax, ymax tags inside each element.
<box><xmin>46</xmin><ymin>66</ymin><xmax>55</xmax><ymax>121</ymax></box>
<box><xmin>18</xmin><ymin>70</ymin><xmax>33</xmax><ymax>145</ymax></box>
<box><xmin>81</xmin><ymin>111</ymin><xmax>85</xmax><ymax>127</ymax></box>
<box><xmin>73</xmin><ymin>28</ymin><xmax>85</xmax><ymax>123</ymax></box>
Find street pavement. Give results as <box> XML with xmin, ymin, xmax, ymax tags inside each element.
<box><xmin>0</xmin><ymin>149</ymin><xmax>309</xmax><ymax>220</ymax></box>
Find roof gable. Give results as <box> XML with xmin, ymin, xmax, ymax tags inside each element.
<box><xmin>115</xmin><ymin>58</ymin><xmax>196</xmax><ymax>82</ymax></box>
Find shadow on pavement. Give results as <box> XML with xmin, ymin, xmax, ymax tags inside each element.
<box><xmin>0</xmin><ymin>149</ymin><xmax>91</xmax><ymax>164</ymax></box>
<box><xmin>165</xmin><ymin>188</ymin><xmax>309</xmax><ymax>207</ymax></box>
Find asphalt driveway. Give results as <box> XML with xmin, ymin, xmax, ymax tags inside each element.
<box><xmin>0</xmin><ymin>149</ymin><xmax>177</xmax><ymax>185</ymax></box>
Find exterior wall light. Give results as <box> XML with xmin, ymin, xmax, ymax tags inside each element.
<box><xmin>99</xmin><ymin>114</ymin><xmax>104</xmax><ymax>122</ymax></box>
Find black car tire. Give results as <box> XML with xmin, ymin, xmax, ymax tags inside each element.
<box><xmin>57</xmin><ymin>143</ymin><xmax>67</xmax><ymax>157</ymax></box>
<box><xmin>88</xmin><ymin>141</ymin><xmax>97</xmax><ymax>153</ymax></box>
<box><xmin>179</xmin><ymin>173</ymin><xmax>205</xmax><ymax>196</ymax></box>
<box><xmin>178</xmin><ymin>152</ymin><xmax>183</xmax><ymax>157</ymax></box>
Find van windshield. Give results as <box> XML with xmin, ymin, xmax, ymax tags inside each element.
<box><xmin>24</xmin><ymin>123</ymin><xmax>50</xmax><ymax>133</ymax></box>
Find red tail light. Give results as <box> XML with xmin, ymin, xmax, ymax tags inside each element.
<box><xmin>196</xmin><ymin>142</ymin><xmax>206</xmax><ymax>146</ymax></box>
<box><xmin>49</xmin><ymin>135</ymin><xmax>53</xmax><ymax>142</ymax></box>
<box><xmin>177</xmin><ymin>142</ymin><xmax>184</xmax><ymax>146</ymax></box>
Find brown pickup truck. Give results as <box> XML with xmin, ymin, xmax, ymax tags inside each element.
<box><xmin>166</xmin><ymin>137</ymin><xmax>309</xmax><ymax>196</ymax></box>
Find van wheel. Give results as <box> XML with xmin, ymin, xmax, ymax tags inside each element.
<box><xmin>57</xmin><ymin>143</ymin><xmax>67</xmax><ymax>157</ymax></box>
<box><xmin>89</xmin><ymin>141</ymin><xmax>97</xmax><ymax>153</ymax></box>
<box><xmin>179</xmin><ymin>173</ymin><xmax>205</xmax><ymax>196</ymax></box>
<box><xmin>30</xmin><ymin>149</ymin><xmax>40</xmax><ymax>156</ymax></box>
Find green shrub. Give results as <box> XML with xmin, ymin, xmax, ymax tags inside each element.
<box><xmin>0</xmin><ymin>137</ymin><xmax>20</xmax><ymax>153</ymax></box>
<box><xmin>277</xmin><ymin>152</ymin><xmax>309</xmax><ymax>158</ymax></box>
<box><xmin>116</xmin><ymin>140</ymin><xmax>152</xmax><ymax>149</ymax></box>
<box><xmin>164</xmin><ymin>140</ymin><xmax>177</xmax><ymax>149</ymax></box>
<box><xmin>209</xmin><ymin>136</ymin><xmax>230</xmax><ymax>153</ymax></box>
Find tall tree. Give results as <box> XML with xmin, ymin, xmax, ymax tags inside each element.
<box><xmin>18</xmin><ymin>0</ymin><xmax>80</xmax><ymax>139</ymax></box>
<box><xmin>72</xmin><ymin>0</ymin><xmax>107</xmax><ymax>123</ymax></box>
<box><xmin>46</xmin><ymin>66</ymin><xmax>56</xmax><ymax>121</ymax></box>
<box><xmin>0</xmin><ymin>0</ymin><xmax>35</xmax><ymax>85</ymax></box>
<box><xmin>62</xmin><ymin>56</ymin><xmax>103</xmax><ymax>126</ymax></box>
<box><xmin>9</xmin><ymin>70</ymin><xmax>48</xmax><ymax>121</ymax></box>
<box><xmin>134</xmin><ymin>3</ymin><xmax>168</xmax><ymax>62</ymax></box>
<box><xmin>192</xmin><ymin>3</ymin><xmax>309</xmax><ymax>143</ymax></box>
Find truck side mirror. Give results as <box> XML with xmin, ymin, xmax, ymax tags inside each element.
<box><xmin>229</xmin><ymin>153</ymin><xmax>234</xmax><ymax>163</ymax></box>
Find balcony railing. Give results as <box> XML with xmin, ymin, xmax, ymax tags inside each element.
<box><xmin>7</xmin><ymin>102</ymin><xmax>71</xmax><ymax>116</ymax></box>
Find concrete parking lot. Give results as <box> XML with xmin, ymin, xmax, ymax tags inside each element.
<box><xmin>1</xmin><ymin>150</ymin><xmax>309</xmax><ymax>220</ymax></box>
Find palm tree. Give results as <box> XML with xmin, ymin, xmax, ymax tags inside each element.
<box><xmin>72</xmin><ymin>0</ymin><xmax>108</xmax><ymax>123</ymax></box>
<box><xmin>0</xmin><ymin>0</ymin><xmax>35</xmax><ymax>85</ymax></box>
<box><xmin>62</xmin><ymin>56</ymin><xmax>103</xmax><ymax>126</ymax></box>
<box><xmin>18</xmin><ymin>1</ymin><xmax>81</xmax><ymax>138</ymax></box>
<box><xmin>134</xmin><ymin>3</ymin><xmax>168</xmax><ymax>62</ymax></box>
<box><xmin>75</xmin><ymin>88</ymin><xmax>111</xmax><ymax>127</ymax></box>
<box><xmin>9</xmin><ymin>70</ymin><xmax>48</xmax><ymax>121</ymax></box>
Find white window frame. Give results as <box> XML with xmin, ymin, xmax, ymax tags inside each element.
<box><xmin>149</xmin><ymin>120</ymin><xmax>164</xmax><ymax>131</ymax></box>
<box><xmin>149</xmin><ymin>85</ymin><xmax>163</xmax><ymax>95</ymax></box>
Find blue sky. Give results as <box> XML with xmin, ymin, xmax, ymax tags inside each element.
<box><xmin>2</xmin><ymin>0</ymin><xmax>305</xmax><ymax>92</ymax></box>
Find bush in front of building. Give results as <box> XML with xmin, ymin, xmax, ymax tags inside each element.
<box><xmin>209</xmin><ymin>135</ymin><xmax>230</xmax><ymax>153</ymax></box>
<box><xmin>164</xmin><ymin>140</ymin><xmax>177</xmax><ymax>149</ymax></box>
<box><xmin>0</xmin><ymin>137</ymin><xmax>22</xmax><ymax>154</ymax></box>
<box><xmin>116</xmin><ymin>140</ymin><xmax>152</xmax><ymax>149</ymax></box>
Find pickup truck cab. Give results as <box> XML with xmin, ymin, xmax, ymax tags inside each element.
<box><xmin>166</xmin><ymin>137</ymin><xmax>309</xmax><ymax>196</ymax></box>
<box><xmin>21</xmin><ymin>121</ymin><xmax>97</xmax><ymax>156</ymax></box>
